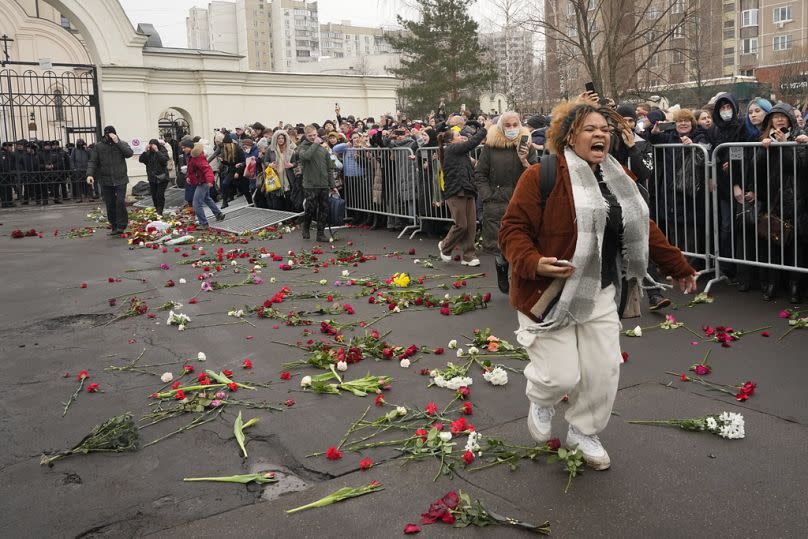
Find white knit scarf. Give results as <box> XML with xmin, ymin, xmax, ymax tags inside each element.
<box><xmin>523</xmin><ymin>148</ymin><xmax>650</xmax><ymax>333</ymax></box>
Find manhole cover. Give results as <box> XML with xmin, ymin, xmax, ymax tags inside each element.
<box><xmin>211</xmin><ymin>207</ymin><xmax>302</xmax><ymax>234</ymax></box>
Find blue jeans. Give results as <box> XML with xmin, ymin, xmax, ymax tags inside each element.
<box><xmin>193</xmin><ymin>183</ymin><xmax>221</xmax><ymax>225</ymax></box>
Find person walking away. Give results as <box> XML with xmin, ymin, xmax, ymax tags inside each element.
<box><xmin>70</xmin><ymin>139</ymin><xmax>92</xmax><ymax>202</ymax></box>
<box><xmin>298</xmin><ymin>125</ymin><xmax>338</xmax><ymax>242</ymax></box>
<box><xmin>181</xmin><ymin>139</ymin><xmax>225</xmax><ymax>230</ymax></box>
<box><xmin>475</xmin><ymin>112</ymin><xmax>537</xmax><ymax>291</ymax></box>
<box><xmin>499</xmin><ymin>99</ymin><xmax>697</xmax><ymax>471</ymax></box>
<box><xmin>87</xmin><ymin>126</ymin><xmax>133</xmax><ymax>235</ymax></box>
<box><xmin>138</xmin><ymin>139</ymin><xmax>170</xmax><ymax>216</ymax></box>
<box><xmin>437</xmin><ymin>119</ymin><xmax>491</xmax><ymax>266</ymax></box>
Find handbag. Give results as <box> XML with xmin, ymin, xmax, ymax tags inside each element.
<box><xmin>263</xmin><ymin>166</ymin><xmax>282</xmax><ymax>193</ymax></box>
<box><xmin>328</xmin><ymin>193</ymin><xmax>346</xmax><ymax>226</ymax></box>
<box><xmin>153</xmin><ymin>171</ymin><xmax>167</xmax><ymax>182</ymax></box>
<box><xmin>757</xmin><ymin>212</ymin><xmax>794</xmax><ymax>247</ymax></box>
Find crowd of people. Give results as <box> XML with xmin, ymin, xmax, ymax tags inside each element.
<box><xmin>3</xmin><ymin>94</ymin><xmax>808</xmax><ymax>303</ymax></box>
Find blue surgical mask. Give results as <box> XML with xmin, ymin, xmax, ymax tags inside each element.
<box><xmin>504</xmin><ymin>128</ymin><xmax>520</xmax><ymax>139</ymax></box>
<box><xmin>720</xmin><ymin>109</ymin><xmax>733</xmax><ymax>122</ymax></box>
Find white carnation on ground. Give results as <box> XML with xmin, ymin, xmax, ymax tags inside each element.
<box><xmin>399</xmin><ymin>358</ymin><xmax>411</xmax><ymax>368</ymax></box>
<box><xmin>483</xmin><ymin>367</ymin><xmax>509</xmax><ymax>386</ymax></box>
<box><xmin>160</xmin><ymin>372</ymin><xmax>173</xmax><ymax>383</ymax></box>
<box><xmin>464</xmin><ymin>431</ymin><xmax>481</xmax><ymax>453</ymax></box>
<box><xmin>448</xmin><ymin>339</ymin><xmax>458</xmax><ymax>349</ymax></box>
<box><xmin>336</xmin><ymin>360</ymin><xmax>348</xmax><ymax>372</ymax></box>
<box><xmin>439</xmin><ymin>432</ymin><xmax>452</xmax><ymax>442</ymax></box>
<box><xmin>300</xmin><ymin>375</ymin><xmax>312</xmax><ymax>388</ymax></box>
<box><xmin>445</xmin><ymin>376</ymin><xmax>473</xmax><ymax>390</ymax></box>
<box><xmin>178</xmin><ymin>278</ymin><xmax>187</xmax><ymax>284</ymax></box>
<box><xmin>197</xmin><ymin>352</ymin><xmax>207</xmax><ymax>361</ymax></box>
<box><xmin>468</xmin><ymin>346</ymin><xmax>479</xmax><ymax>355</ymax></box>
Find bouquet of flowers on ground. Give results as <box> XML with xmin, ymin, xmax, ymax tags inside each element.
<box><xmin>300</xmin><ymin>365</ymin><xmax>392</xmax><ymax>397</ymax></box>
<box><xmin>415</xmin><ymin>490</ymin><xmax>551</xmax><ymax>534</ymax></box>
<box><xmin>629</xmin><ymin>411</ymin><xmax>745</xmax><ymax>439</ymax></box>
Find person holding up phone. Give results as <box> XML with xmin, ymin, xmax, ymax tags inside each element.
<box><xmin>86</xmin><ymin>125</ymin><xmax>133</xmax><ymax>236</ymax></box>
<box><xmin>474</xmin><ymin>111</ymin><xmax>538</xmax><ymax>292</ymax></box>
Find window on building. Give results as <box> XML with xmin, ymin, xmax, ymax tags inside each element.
<box><xmin>724</xmin><ymin>29</ymin><xmax>735</xmax><ymax>39</ymax></box>
<box><xmin>648</xmin><ymin>53</ymin><xmax>659</xmax><ymax>68</ymax></box>
<box><xmin>672</xmin><ymin>50</ymin><xmax>684</xmax><ymax>63</ymax></box>
<box><xmin>53</xmin><ymin>89</ymin><xmax>64</xmax><ymax>121</ymax></box>
<box><xmin>672</xmin><ymin>0</ymin><xmax>684</xmax><ymax>14</ymax></box>
<box><xmin>672</xmin><ymin>25</ymin><xmax>684</xmax><ymax>38</ymax></box>
<box><xmin>723</xmin><ymin>56</ymin><xmax>734</xmax><ymax>66</ymax></box>
<box><xmin>773</xmin><ymin>35</ymin><xmax>792</xmax><ymax>51</ymax></box>
<box><xmin>773</xmin><ymin>6</ymin><xmax>792</xmax><ymax>23</ymax></box>
<box><xmin>741</xmin><ymin>9</ymin><xmax>758</xmax><ymax>27</ymax></box>
<box><xmin>741</xmin><ymin>69</ymin><xmax>754</xmax><ymax>77</ymax></box>
<box><xmin>723</xmin><ymin>3</ymin><xmax>735</xmax><ymax>13</ymax></box>
<box><xmin>741</xmin><ymin>37</ymin><xmax>758</xmax><ymax>54</ymax></box>
<box><xmin>723</xmin><ymin>46</ymin><xmax>735</xmax><ymax>55</ymax></box>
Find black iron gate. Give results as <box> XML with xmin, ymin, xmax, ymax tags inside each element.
<box><xmin>0</xmin><ymin>61</ymin><xmax>102</xmax><ymax>206</ymax></box>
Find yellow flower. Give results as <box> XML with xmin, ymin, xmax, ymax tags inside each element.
<box><xmin>391</xmin><ymin>272</ymin><xmax>411</xmax><ymax>288</ymax></box>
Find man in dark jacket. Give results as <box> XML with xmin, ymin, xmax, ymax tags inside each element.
<box><xmin>138</xmin><ymin>139</ymin><xmax>170</xmax><ymax>215</ymax></box>
<box><xmin>70</xmin><ymin>139</ymin><xmax>92</xmax><ymax>201</ymax></box>
<box><xmin>298</xmin><ymin>124</ymin><xmax>337</xmax><ymax>242</ymax></box>
<box><xmin>37</xmin><ymin>140</ymin><xmax>61</xmax><ymax>205</ymax></box>
<box><xmin>87</xmin><ymin>125</ymin><xmax>133</xmax><ymax>235</ymax></box>
<box><xmin>0</xmin><ymin>142</ymin><xmax>14</xmax><ymax>207</ymax></box>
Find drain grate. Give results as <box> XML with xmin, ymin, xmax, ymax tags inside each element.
<box><xmin>211</xmin><ymin>207</ymin><xmax>302</xmax><ymax>233</ymax></box>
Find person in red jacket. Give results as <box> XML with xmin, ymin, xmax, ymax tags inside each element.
<box><xmin>499</xmin><ymin>99</ymin><xmax>698</xmax><ymax>471</ymax></box>
<box><xmin>181</xmin><ymin>139</ymin><xmax>225</xmax><ymax>229</ymax></box>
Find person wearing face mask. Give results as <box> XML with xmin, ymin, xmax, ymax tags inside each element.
<box><xmin>702</xmin><ymin>93</ymin><xmax>747</xmax><ymax>280</ymax></box>
<box><xmin>474</xmin><ymin>111</ymin><xmax>538</xmax><ymax>292</ymax></box>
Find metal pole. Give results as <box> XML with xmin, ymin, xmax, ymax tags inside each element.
<box><xmin>90</xmin><ymin>66</ymin><xmax>102</xmax><ymax>142</ymax></box>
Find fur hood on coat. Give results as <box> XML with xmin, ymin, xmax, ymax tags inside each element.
<box><xmin>191</xmin><ymin>143</ymin><xmax>205</xmax><ymax>158</ymax></box>
<box><xmin>484</xmin><ymin>125</ymin><xmax>531</xmax><ymax>149</ymax></box>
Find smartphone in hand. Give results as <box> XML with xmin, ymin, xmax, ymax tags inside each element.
<box><xmin>519</xmin><ymin>134</ymin><xmax>530</xmax><ymax>152</ymax></box>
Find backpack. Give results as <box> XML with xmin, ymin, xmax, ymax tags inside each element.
<box><xmin>539</xmin><ymin>154</ymin><xmax>557</xmax><ymax>208</ymax></box>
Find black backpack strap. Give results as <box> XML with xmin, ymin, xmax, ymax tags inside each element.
<box><xmin>539</xmin><ymin>153</ymin><xmax>557</xmax><ymax>209</ymax></box>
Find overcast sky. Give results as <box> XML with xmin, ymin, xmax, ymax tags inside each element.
<box><xmin>118</xmin><ymin>0</ymin><xmax>502</xmax><ymax>49</ymax></box>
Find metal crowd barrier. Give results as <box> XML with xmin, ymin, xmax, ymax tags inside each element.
<box><xmin>645</xmin><ymin>143</ymin><xmax>714</xmax><ymax>275</ymax></box>
<box><xmin>343</xmin><ymin>147</ymin><xmax>418</xmax><ymax>238</ymax></box>
<box><xmin>707</xmin><ymin>142</ymin><xmax>807</xmax><ymax>293</ymax></box>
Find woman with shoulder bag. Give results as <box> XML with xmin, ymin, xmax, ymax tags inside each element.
<box><xmin>138</xmin><ymin>139</ymin><xmax>170</xmax><ymax>216</ymax></box>
<box><xmin>756</xmin><ymin>103</ymin><xmax>808</xmax><ymax>302</ymax></box>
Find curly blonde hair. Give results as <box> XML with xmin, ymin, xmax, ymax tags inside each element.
<box><xmin>546</xmin><ymin>99</ymin><xmax>628</xmax><ymax>155</ymax></box>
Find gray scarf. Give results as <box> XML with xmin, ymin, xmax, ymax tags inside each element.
<box><xmin>522</xmin><ymin>148</ymin><xmax>649</xmax><ymax>333</ymax></box>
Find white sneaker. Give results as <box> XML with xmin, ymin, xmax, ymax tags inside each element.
<box><xmin>565</xmin><ymin>425</ymin><xmax>611</xmax><ymax>470</ymax></box>
<box><xmin>461</xmin><ymin>258</ymin><xmax>480</xmax><ymax>267</ymax></box>
<box><xmin>437</xmin><ymin>241</ymin><xmax>452</xmax><ymax>262</ymax></box>
<box><xmin>526</xmin><ymin>403</ymin><xmax>554</xmax><ymax>443</ymax></box>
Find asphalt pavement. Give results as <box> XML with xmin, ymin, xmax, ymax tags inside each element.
<box><xmin>0</xmin><ymin>203</ymin><xmax>806</xmax><ymax>539</ymax></box>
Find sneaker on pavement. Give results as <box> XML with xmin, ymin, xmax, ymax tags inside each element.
<box><xmin>437</xmin><ymin>241</ymin><xmax>452</xmax><ymax>262</ymax></box>
<box><xmin>461</xmin><ymin>258</ymin><xmax>481</xmax><ymax>267</ymax></box>
<box><xmin>526</xmin><ymin>403</ymin><xmax>554</xmax><ymax>443</ymax></box>
<box><xmin>648</xmin><ymin>294</ymin><xmax>671</xmax><ymax>311</ymax></box>
<box><xmin>566</xmin><ymin>425</ymin><xmax>610</xmax><ymax>470</ymax></box>
<box><xmin>197</xmin><ymin>224</ymin><xmax>209</xmax><ymax>230</ymax></box>
<box><xmin>215</xmin><ymin>212</ymin><xmax>226</xmax><ymax>222</ymax></box>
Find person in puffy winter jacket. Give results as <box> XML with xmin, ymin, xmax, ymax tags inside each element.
<box><xmin>436</xmin><ymin>119</ymin><xmax>491</xmax><ymax>266</ymax></box>
<box><xmin>475</xmin><ymin>112</ymin><xmax>537</xmax><ymax>292</ymax></box>
<box><xmin>181</xmin><ymin>139</ymin><xmax>225</xmax><ymax>229</ymax></box>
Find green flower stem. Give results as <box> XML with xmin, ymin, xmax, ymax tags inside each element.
<box><xmin>143</xmin><ymin>408</ymin><xmax>223</xmax><ymax>448</ymax></box>
<box><xmin>62</xmin><ymin>377</ymin><xmax>86</xmax><ymax>417</ymax></box>
<box><xmin>337</xmin><ymin>406</ymin><xmax>371</xmax><ymax>450</ymax></box>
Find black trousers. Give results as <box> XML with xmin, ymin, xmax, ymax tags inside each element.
<box><xmin>101</xmin><ymin>183</ymin><xmax>129</xmax><ymax>231</ymax></box>
<box><xmin>149</xmin><ymin>180</ymin><xmax>168</xmax><ymax>214</ymax></box>
<box><xmin>303</xmin><ymin>188</ymin><xmax>329</xmax><ymax>231</ymax></box>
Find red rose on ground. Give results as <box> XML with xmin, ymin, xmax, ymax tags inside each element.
<box><xmin>403</xmin><ymin>523</ymin><xmax>421</xmax><ymax>534</ymax></box>
<box><xmin>761</xmin><ymin>331</ymin><xmax>770</xmax><ymax>337</ymax></box>
<box><xmin>740</xmin><ymin>381</ymin><xmax>756</xmax><ymax>396</ymax></box>
<box><xmin>175</xmin><ymin>390</ymin><xmax>186</xmax><ymax>400</ymax></box>
<box><xmin>450</xmin><ymin>417</ymin><xmax>468</xmax><ymax>434</ymax></box>
<box><xmin>325</xmin><ymin>446</ymin><xmax>342</xmax><ymax>460</ymax></box>
<box><xmin>694</xmin><ymin>364</ymin><xmax>711</xmax><ymax>376</ymax></box>
<box><xmin>359</xmin><ymin>457</ymin><xmax>373</xmax><ymax>470</ymax></box>
<box><xmin>456</xmin><ymin>386</ymin><xmax>470</xmax><ymax>399</ymax></box>
<box><xmin>86</xmin><ymin>383</ymin><xmax>99</xmax><ymax>393</ymax></box>
<box><xmin>182</xmin><ymin>365</ymin><xmax>194</xmax><ymax>373</ymax></box>
<box><xmin>80</xmin><ymin>282</ymin><xmax>87</xmax><ymax>289</ymax></box>
<box><xmin>735</xmin><ymin>392</ymin><xmax>749</xmax><ymax>402</ymax></box>
<box><xmin>440</xmin><ymin>306</ymin><xmax>451</xmax><ymax>316</ymax></box>
<box><xmin>199</xmin><ymin>376</ymin><xmax>211</xmax><ymax>385</ymax></box>
<box><xmin>171</xmin><ymin>380</ymin><xmax>181</xmax><ymax>390</ymax></box>
<box><xmin>680</xmin><ymin>373</ymin><xmax>688</xmax><ymax>382</ymax></box>
<box><xmin>482</xmin><ymin>292</ymin><xmax>492</xmax><ymax>303</ymax></box>
<box><xmin>416</xmin><ymin>428</ymin><xmax>429</xmax><ymax>442</ymax></box>
<box><xmin>280</xmin><ymin>371</ymin><xmax>291</xmax><ymax>380</ymax></box>
<box><xmin>463</xmin><ymin>450</ymin><xmax>475</xmax><ymax>465</ymax></box>
<box><xmin>242</xmin><ymin>359</ymin><xmax>253</xmax><ymax>369</ymax></box>
<box><xmin>425</xmin><ymin>402</ymin><xmax>438</xmax><ymax>415</ymax></box>
<box><xmin>189</xmin><ymin>297</ymin><xmax>198</xmax><ymax>304</ymax></box>
<box><xmin>227</xmin><ymin>382</ymin><xmax>238</xmax><ymax>392</ymax></box>
<box><xmin>285</xmin><ymin>399</ymin><xmax>295</xmax><ymax>407</ymax></box>
<box><xmin>463</xmin><ymin>402</ymin><xmax>473</xmax><ymax>415</ymax></box>
<box><xmin>621</xmin><ymin>351</ymin><xmax>629</xmax><ymax>362</ymax></box>
<box><xmin>547</xmin><ymin>438</ymin><xmax>562</xmax><ymax>451</ymax></box>
<box><xmin>222</xmin><ymin>369</ymin><xmax>233</xmax><ymax>377</ymax></box>
<box><xmin>434</xmin><ymin>347</ymin><xmax>444</xmax><ymax>355</ymax></box>
<box><xmin>77</xmin><ymin>370</ymin><xmax>89</xmax><ymax>381</ymax></box>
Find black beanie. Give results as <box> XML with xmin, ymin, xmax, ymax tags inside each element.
<box><xmin>616</xmin><ymin>103</ymin><xmax>637</xmax><ymax>120</ymax></box>
<box><xmin>180</xmin><ymin>139</ymin><xmax>194</xmax><ymax>149</ymax></box>
<box><xmin>103</xmin><ymin>125</ymin><xmax>117</xmax><ymax>135</ymax></box>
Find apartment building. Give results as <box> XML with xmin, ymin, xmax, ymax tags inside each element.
<box><xmin>236</xmin><ymin>0</ymin><xmax>273</xmax><ymax>71</ymax></box>
<box><xmin>319</xmin><ymin>21</ymin><xmax>397</xmax><ymax>59</ymax></box>
<box><xmin>186</xmin><ymin>7</ymin><xmax>210</xmax><ymax>50</ymax></box>
<box><xmin>269</xmin><ymin>0</ymin><xmax>320</xmax><ymax>71</ymax></box>
<box><xmin>479</xmin><ymin>30</ymin><xmax>535</xmax><ymax>84</ymax></box>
